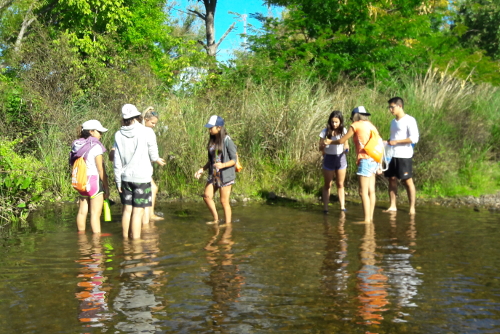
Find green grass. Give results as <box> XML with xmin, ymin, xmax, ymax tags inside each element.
<box><xmin>2</xmin><ymin>64</ymin><xmax>500</xmax><ymax>221</ymax></box>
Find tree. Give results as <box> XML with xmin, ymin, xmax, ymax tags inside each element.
<box><xmin>250</xmin><ymin>0</ymin><xmax>448</xmax><ymax>80</ymax></box>
<box><xmin>188</xmin><ymin>0</ymin><xmax>235</xmax><ymax>58</ymax></box>
<box><xmin>452</xmin><ymin>0</ymin><xmax>500</xmax><ymax>60</ymax></box>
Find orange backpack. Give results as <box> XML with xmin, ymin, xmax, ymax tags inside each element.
<box><xmin>71</xmin><ymin>156</ymin><xmax>88</xmax><ymax>192</ymax></box>
<box><xmin>363</xmin><ymin>129</ymin><xmax>384</xmax><ymax>163</ymax></box>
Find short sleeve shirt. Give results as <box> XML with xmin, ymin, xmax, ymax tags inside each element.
<box><xmin>85</xmin><ymin>144</ymin><xmax>104</xmax><ymax>176</ymax></box>
<box><xmin>350</xmin><ymin>120</ymin><xmax>379</xmax><ymax>164</ymax></box>
<box><xmin>390</xmin><ymin>114</ymin><xmax>419</xmax><ymax>158</ymax></box>
<box><xmin>319</xmin><ymin>128</ymin><xmax>347</xmax><ymax>155</ymax></box>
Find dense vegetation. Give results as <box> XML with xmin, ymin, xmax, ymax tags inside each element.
<box><xmin>1</xmin><ymin>0</ymin><xmax>499</xmax><ymax>223</ymax></box>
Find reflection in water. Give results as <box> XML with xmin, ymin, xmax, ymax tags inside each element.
<box><xmin>75</xmin><ymin>234</ymin><xmax>113</xmax><ymax>328</ymax></box>
<box><xmin>320</xmin><ymin>212</ymin><xmax>350</xmax><ymax>313</ymax></box>
<box><xmin>114</xmin><ymin>223</ymin><xmax>166</xmax><ymax>333</ymax></box>
<box><xmin>383</xmin><ymin>214</ymin><xmax>422</xmax><ymax>321</ymax></box>
<box><xmin>356</xmin><ymin>222</ymin><xmax>389</xmax><ymax>326</ymax></box>
<box><xmin>204</xmin><ymin>223</ymin><xmax>245</xmax><ymax>330</ymax></box>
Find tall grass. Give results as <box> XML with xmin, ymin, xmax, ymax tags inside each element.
<box><xmin>5</xmin><ymin>64</ymin><xmax>500</xmax><ymax>205</ymax></box>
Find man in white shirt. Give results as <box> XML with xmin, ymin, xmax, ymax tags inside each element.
<box><xmin>383</xmin><ymin>97</ymin><xmax>419</xmax><ymax>214</ymax></box>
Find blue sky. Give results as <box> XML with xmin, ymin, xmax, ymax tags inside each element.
<box><xmin>171</xmin><ymin>0</ymin><xmax>282</xmax><ymax>62</ymax></box>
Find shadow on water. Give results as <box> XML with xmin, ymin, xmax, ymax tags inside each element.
<box><xmin>0</xmin><ymin>201</ymin><xmax>500</xmax><ymax>333</ymax></box>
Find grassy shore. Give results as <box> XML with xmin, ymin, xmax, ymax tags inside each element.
<box><xmin>2</xmin><ymin>66</ymin><xmax>500</xmax><ymax>223</ymax></box>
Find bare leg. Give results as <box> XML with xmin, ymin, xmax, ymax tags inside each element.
<box><xmin>122</xmin><ymin>204</ymin><xmax>133</xmax><ymax>238</ymax></box>
<box><xmin>322</xmin><ymin>169</ymin><xmax>335</xmax><ymax>212</ymax></box>
<box><xmin>403</xmin><ymin>178</ymin><xmax>416</xmax><ymax>215</ymax></box>
<box><xmin>143</xmin><ymin>207</ymin><xmax>151</xmax><ymax>225</ymax></box>
<box><xmin>383</xmin><ymin>177</ymin><xmax>398</xmax><ymax>212</ymax></box>
<box><xmin>76</xmin><ymin>197</ymin><xmax>89</xmax><ymax>232</ymax></box>
<box><xmin>219</xmin><ymin>185</ymin><xmax>233</xmax><ymax>223</ymax></box>
<box><xmin>203</xmin><ymin>183</ymin><xmax>219</xmax><ymax>223</ymax></box>
<box><xmin>150</xmin><ymin>179</ymin><xmax>163</xmax><ymax>220</ymax></box>
<box><xmin>368</xmin><ymin>174</ymin><xmax>376</xmax><ymax>221</ymax></box>
<box><xmin>89</xmin><ymin>194</ymin><xmax>104</xmax><ymax>234</ymax></box>
<box><xmin>335</xmin><ymin>168</ymin><xmax>347</xmax><ymax>210</ymax></box>
<box><xmin>130</xmin><ymin>207</ymin><xmax>144</xmax><ymax>239</ymax></box>
<box><xmin>358</xmin><ymin>175</ymin><xmax>373</xmax><ymax>223</ymax></box>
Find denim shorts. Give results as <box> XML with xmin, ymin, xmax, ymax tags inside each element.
<box><xmin>357</xmin><ymin>158</ymin><xmax>378</xmax><ymax>177</ymax></box>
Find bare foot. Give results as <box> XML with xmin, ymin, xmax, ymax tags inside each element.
<box><xmin>206</xmin><ymin>220</ymin><xmax>219</xmax><ymax>225</ymax></box>
<box><xmin>383</xmin><ymin>208</ymin><xmax>397</xmax><ymax>213</ymax></box>
<box><xmin>150</xmin><ymin>215</ymin><xmax>164</xmax><ymax>221</ymax></box>
<box><xmin>409</xmin><ymin>209</ymin><xmax>416</xmax><ymax>215</ymax></box>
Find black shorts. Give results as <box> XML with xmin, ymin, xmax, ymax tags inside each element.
<box><xmin>120</xmin><ymin>181</ymin><xmax>152</xmax><ymax>208</ymax></box>
<box><xmin>384</xmin><ymin>158</ymin><xmax>413</xmax><ymax>180</ymax></box>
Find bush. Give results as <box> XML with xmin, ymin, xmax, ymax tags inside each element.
<box><xmin>0</xmin><ymin>138</ymin><xmax>46</xmax><ymax>222</ymax></box>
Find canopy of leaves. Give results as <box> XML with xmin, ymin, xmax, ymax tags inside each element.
<box><xmin>452</xmin><ymin>0</ymin><xmax>500</xmax><ymax>60</ymax></box>
<box><xmin>251</xmin><ymin>0</ymin><xmax>448</xmax><ymax>81</ymax></box>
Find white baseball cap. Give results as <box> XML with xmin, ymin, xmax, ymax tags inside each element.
<box><xmin>122</xmin><ymin>104</ymin><xmax>141</xmax><ymax>119</ymax></box>
<box><xmin>82</xmin><ymin>120</ymin><xmax>108</xmax><ymax>132</ymax></box>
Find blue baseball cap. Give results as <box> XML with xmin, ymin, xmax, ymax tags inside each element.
<box><xmin>204</xmin><ymin>115</ymin><xmax>225</xmax><ymax>128</ymax></box>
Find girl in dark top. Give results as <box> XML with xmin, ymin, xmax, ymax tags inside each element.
<box><xmin>194</xmin><ymin>115</ymin><xmax>237</xmax><ymax>224</ymax></box>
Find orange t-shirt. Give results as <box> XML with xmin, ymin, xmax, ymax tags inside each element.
<box><xmin>350</xmin><ymin>120</ymin><xmax>380</xmax><ymax>165</ymax></box>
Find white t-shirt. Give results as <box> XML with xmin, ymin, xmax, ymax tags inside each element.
<box><xmin>389</xmin><ymin>114</ymin><xmax>419</xmax><ymax>158</ymax></box>
<box><xmin>85</xmin><ymin>144</ymin><xmax>104</xmax><ymax>176</ymax></box>
<box><xmin>319</xmin><ymin>128</ymin><xmax>347</xmax><ymax>155</ymax></box>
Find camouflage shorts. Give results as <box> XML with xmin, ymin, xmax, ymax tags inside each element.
<box><xmin>120</xmin><ymin>181</ymin><xmax>152</xmax><ymax>208</ymax></box>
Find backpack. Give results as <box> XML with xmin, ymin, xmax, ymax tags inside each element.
<box><xmin>71</xmin><ymin>156</ymin><xmax>88</xmax><ymax>192</ymax></box>
<box><xmin>363</xmin><ymin>129</ymin><xmax>384</xmax><ymax>163</ymax></box>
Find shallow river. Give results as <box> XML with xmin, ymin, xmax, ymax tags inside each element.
<box><xmin>1</xmin><ymin>201</ymin><xmax>500</xmax><ymax>333</ymax></box>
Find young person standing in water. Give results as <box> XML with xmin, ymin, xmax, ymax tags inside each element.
<box><xmin>194</xmin><ymin>115</ymin><xmax>237</xmax><ymax>225</ymax></box>
<box><xmin>326</xmin><ymin>106</ymin><xmax>381</xmax><ymax>223</ymax></box>
<box><xmin>70</xmin><ymin>120</ymin><xmax>110</xmax><ymax>234</ymax></box>
<box><xmin>113</xmin><ymin>104</ymin><xmax>165</xmax><ymax>239</ymax></box>
<box><xmin>383</xmin><ymin>97</ymin><xmax>419</xmax><ymax>215</ymax></box>
<box><xmin>141</xmin><ymin>106</ymin><xmax>164</xmax><ymax>223</ymax></box>
<box><xmin>319</xmin><ymin>110</ymin><xmax>349</xmax><ymax>213</ymax></box>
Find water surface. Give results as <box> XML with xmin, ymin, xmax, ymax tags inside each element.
<box><xmin>1</xmin><ymin>201</ymin><xmax>499</xmax><ymax>333</ymax></box>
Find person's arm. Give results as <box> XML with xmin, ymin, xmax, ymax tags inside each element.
<box><xmin>113</xmin><ymin>144</ymin><xmax>123</xmax><ymax>192</ymax></box>
<box><xmin>326</xmin><ymin>127</ymin><xmax>354</xmax><ymax>145</ymax></box>
<box><xmin>195</xmin><ymin>158</ymin><xmax>211</xmax><ymax>179</ymax></box>
<box><xmin>342</xmin><ymin>129</ymin><xmax>349</xmax><ymax>151</ymax></box>
<box><xmin>214</xmin><ymin>138</ymin><xmax>236</xmax><ymax>170</ymax></box>
<box><xmin>146</xmin><ymin>128</ymin><xmax>166</xmax><ymax>166</ymax></box>
<box><xmin>95</xmin><ymin>154</ymin><xmax>109</xmax><ymax>199</ymax></box>
<box><xmin>318</xmin><ymin>139</ymin><xmax>326</xmax><ymax>154</ymax></box>
<box><xmin>389</xmin><ymin>117</ymin><xmax>419</xmax><ymax>146</ymax></box>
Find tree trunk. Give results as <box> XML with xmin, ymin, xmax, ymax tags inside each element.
<box><xmin>205</xmin><ymin>9</ymin><xmax>217</xmax><ymax>57</ymax></box>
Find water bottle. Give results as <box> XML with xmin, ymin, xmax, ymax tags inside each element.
<box><xmin>103</xmin><ymin>199</ymin><xmax>112</xmax><ymax>222</ymax></box>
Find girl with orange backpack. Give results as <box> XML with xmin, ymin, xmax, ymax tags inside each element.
<box><xmin>325</xmin><ymin>107</ymin><xmax>382</xmax><ymax>223</ymax></box>
<box><xmin>69</xmin><ymin>120</ymin><xmax>110</xmax><ymax>233</ymax></box>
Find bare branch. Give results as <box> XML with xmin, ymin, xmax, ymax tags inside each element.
<box><xmin>197</xmin><ymin>39</ymin><xmax>208</xmax><ymax>51</ymax></box>
<box><xmin>188</xmin><ymin>9</ymin><xmax>206</xmax><ymax>20</ymax></box>
<box><xmin>216</xmin><ymin>22</ymin><xmax>236</xmax><ymax>48</ymax></box>
<box><xmin>14</xmin><ymin>5</ymin><xmax>36</xmax><ymax>53</ymax></box>
<box><xmin>0</xmin><ymin>0</ymin><xmax>13</xmax><ymax>13</ymax></box>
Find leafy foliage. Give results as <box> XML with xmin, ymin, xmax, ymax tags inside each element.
<box><xmin>0</xmin><ymin>138</ymin><xmax>45</xmax><ymax>222</ymax></box>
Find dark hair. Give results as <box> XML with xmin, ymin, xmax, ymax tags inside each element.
<box><xmin>206</xmin><ymin>126</ymin><xmax>228</xmax><ymax>155</ymax></box>
<box><xmin>122</xmin><ymin>115</ymin><xmax>143</xmax><ymax>126</ymax></box>
<box><xmin>326</xmin><ymin>110</ymin><xmax>345</xmax><ymax>138</ymax></box>
<box><xmin>388</xmin><ymin>97</ymin><xmax>404</xmax><ymax>109</ymax></box>
<box><xmin>79</xmin><ymin>128</ymin><xmax>92</xmax><ymax>139</ymax></box>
